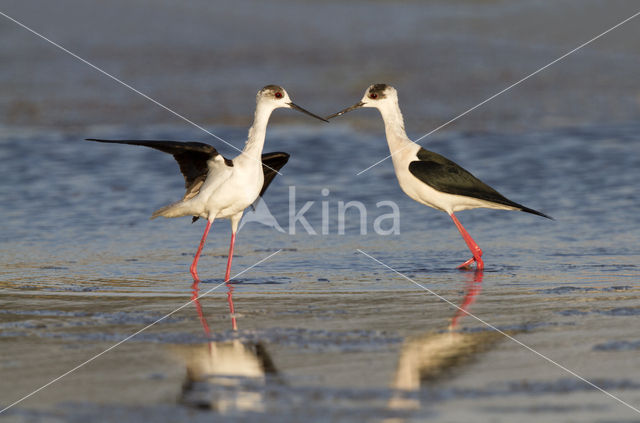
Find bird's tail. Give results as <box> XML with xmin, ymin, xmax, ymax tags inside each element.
<box><xmin>151</xmin><ymin>201</ymin><xmax>193</xmax><ymax>219</ymax></box>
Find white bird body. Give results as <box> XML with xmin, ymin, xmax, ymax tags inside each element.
<box><xmin>158</xmin><ymin>149</ymin><xmax>264</xmax><ymax>224</ymax></box>
<box><xmin>375</xmin><ymin>90</ymin><xmax>520</xmax><ymax>215</ymax></box>
<box><xmin>88</xmin><ymin>85</ymin><xmax>326</xmax><ymax>282</ymax></box>
<box><xmin>153</xmin><ymin>92</ymin><xmax>286</xmax><ymax>229</ymax></box>
<box><xmin>393</xmin><ymin>148</ymin><xmax>517</xmax><ymax>215</ymax></box>
<box><xmin>327</xmin><ymin>84</ymin><xmax>551</xmax><ymax>270</ymax></box>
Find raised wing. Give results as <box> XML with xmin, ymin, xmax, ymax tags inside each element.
<box><xmin>409</xmin><ymin>148</ymin><xmax>551</xmax><ymax>219</ymax></box>
<box><xmin>260</xmin><ymin>152</ymin><xmax>290</xmax><ymax>197</ymax></box>
<box><xmin>86</xmin><ymin>139</ymin><xmax>229</xmax><ymax>197</ymax></box>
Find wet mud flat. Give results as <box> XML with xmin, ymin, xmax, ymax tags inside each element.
<box><xmin>1</xmin><ymin>258</ymin><xmax>640</xmax><ymax>423</ymax></box>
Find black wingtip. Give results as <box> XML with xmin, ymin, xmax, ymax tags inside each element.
<box><xmin>520</xmin><ymin>206</ymin><xmax>553</xmax><ymax>220</ymax></box>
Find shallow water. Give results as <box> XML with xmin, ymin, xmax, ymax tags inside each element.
<box><xmin>1</xmin><ymin>122</ymin><xmax>640</xmax><ymax>422</ymax></box>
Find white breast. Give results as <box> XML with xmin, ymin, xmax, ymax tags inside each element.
<box><xmin>203</xmin><ymin>157</ymin><xmax>263</xmax><ymax>219</ymax></box>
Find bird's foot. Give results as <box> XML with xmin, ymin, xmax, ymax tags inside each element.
<box><xmin>457</xmin><ymin>257</ymin><xmax>484</xmax><ymax>271</ymax></box>
<box><xmin>457</xmin><ymin>257</ymin><xmax>476</xmax><ymax>270</ymax></box>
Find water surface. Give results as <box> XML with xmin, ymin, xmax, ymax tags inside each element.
<box><xmin>1</xmin><ymin>122</ymin><xmax>639</xmax><ymax>422</ymax></box>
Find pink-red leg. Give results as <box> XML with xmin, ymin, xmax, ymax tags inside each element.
<box><xmin>449</xmin><ymin>270</ymin><xmax>484</xmax><ymax>330</ymax></box>
<box><xmin>450</xmin><ymin>213</ymin><xmax>484</xmax><ymax>271</ymax></box>
<box><xmin>190</xmin><ymin>220</ymin><xmax>212</xmax><ymax>282</ymax></box>
<box><xmin>457</xmin><ymin>257</ymin><xmax>476</xmax><ymax>269</ymax></box>
<box><xmin>224</xmin><ymin>232</ymin><xmax>236</xmax><ymax>282</ymax></box>
<box><xmin>225</xmin><ymin>232</ymin><xmax>237</xmax><ymax>330</ymax></box>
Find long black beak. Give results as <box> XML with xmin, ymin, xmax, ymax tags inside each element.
<box><xmin>287</xmin><ymin>102</ymin><xmax>329</xmax><ymax>122</ymax></box>
<box><xmin>325</xmin><ymin>101</ymin><xmax>365</xmax><ymax>120</ymax></box>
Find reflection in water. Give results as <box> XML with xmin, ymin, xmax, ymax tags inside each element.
<box><xmin>191</xmin><ymin>281</ymin><xmax>212</xmax><ymax>337</ymax></box>
<box><xmin>173</xmin><ymin>282</ymin><xmax>276</xmax><ymax>413</ymax></box>
<box><xmin>176</xmin><ymin>339</ymin><xmax>276</xmax><ymax>412</ymax></box>
<box><xmin>449</xmin><ymin>270</ymin><xmax>483</xmax><ymax>330</ymax></box>
<box><xmin>389</xmin><ymin>271</ymin><xmax>505</xmax><ymax>412</ymax></box>
<box><xmin>180</xmin><ymin>271</ymin><xmax>505</xmax><ymax>417</ymax></box>
<box><xmin>225</xmin><ymin>282</ymin><xmax>238</xmax><ymax>331</ymax></box>
<box><xmin>191</xmin><ymin>279</ymin><xmax>237</xmax><ymax>333</ymax></box>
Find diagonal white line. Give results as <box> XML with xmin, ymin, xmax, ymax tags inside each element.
<box><xmin>356</xmin><ymin>10</ymin><xmax>640</xmax><ymax>175</ymax></box>
<box><xmin>356</xmin><ymin>249</ymin><xmax>640</xmax><ymax>415</ymax></box>
<box><xmin>0</xmin><ymin>249</ymin><xmax>282</xmax><ymax>414</ymax></box>
<box><xmin>0</xmin><ymin>10</ymin><xmax>283</xmax><ymax>176</ymax></box>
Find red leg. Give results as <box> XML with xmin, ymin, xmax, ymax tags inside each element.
<box><xmin>190</xmin><ymin>220</ymin><xmax>212</xmax><ymax>282</ymax></box>
<box><xmin>224</xmin><ymin>232</ymin><xmax>236</xmax><ymax>282</ymax></box>
<box><xmin>457</xmin><ymin>257</ymin><xmax>475</xmax><ymax>269</ymax></box>
<box><xmin>450</xmin><ymin>213</ymin><xmax>484</xmax><ymax>271</ymax></box>
<box><xmin>224</xmin><ymin>232</ymin><xmax>237</xmax><ymax>330</ymax></box>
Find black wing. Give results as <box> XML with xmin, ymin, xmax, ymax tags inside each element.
<box><xmin>260</xmin><ymin>152</ymin><xmax>289</xmax><ymax>197</ymax></box>
<box><xmin>409</xmin><ymin>148</ymin><xmax>551</xmax><ymax>219</ymax></box>
<box><xmin>86</xmin><ymin>139</ymin><xmax>229</xmax><ymax>192</ymax></box>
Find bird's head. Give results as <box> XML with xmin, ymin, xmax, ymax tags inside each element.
<box><xmin>257</xmin><ymin>85</ymin><xmax>327</xmax><ymax>122</ymax></box>
<box><xmin>326</xmin><ymin>84</ymin><xmax>398</xmax><ymax>119</ymax></box>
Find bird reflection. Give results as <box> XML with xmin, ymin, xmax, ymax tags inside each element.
<box><xmin>389</xmin><ymin>270</ymin><xmax>506</xmax><ymax>411</ymax></box>
<box><xmin>174</xmin><ymin>281</ymin><xmax>277</xmax><ymax>413</ymax></box>
<box><xmin>191</xmin><ymin>281</ymin><xmax>213</xmax><ymax>337</ymax></box>
<box><xmin>226</xmin><ymin>282</ymin><xmax>238</xmax><ymax>331</ymax></box>
<box><xmin>449</xmin><ymin>270</ymin><xmax>483</xmax><ymax>330</ymax></box>
<box><xmin>192</xmin><ymin>277</ymin><xmax>237</xmax><ymax>333</ymax></box>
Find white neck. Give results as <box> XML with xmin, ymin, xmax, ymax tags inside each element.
<box><xmin>377</xmin><ymin>100</ymin><xmax>414</xmax><ymax>156</ymax></box>
<box><xmin>242</xmin><ymin>102</ymin><xmax>274</xmax><ymax>158</ymax></box>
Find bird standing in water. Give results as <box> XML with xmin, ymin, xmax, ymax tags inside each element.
<box><xmin>88</xmin><ymin>85</ymin><xmax>327</xmax><ymax>283</ymax></box>
<box><xmin>327</xmin><ymin>84</ymin><xmax>551</xmax><ymax>270</ymax></box>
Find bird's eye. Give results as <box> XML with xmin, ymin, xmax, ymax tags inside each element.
<box><xmin>275</xmin><ymin>92</ymin><xmax>283</xmax><ymax>99</ymax></box>
<box><xmin>369</xmin><ymin>92</ymin><xmax>378</xmax><ymax>99</ymax></box>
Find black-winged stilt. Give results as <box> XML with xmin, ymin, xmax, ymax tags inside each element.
<box><xmin>88</xmin><ymin>85</ymin><xmax>327</xmax><ymax>283</ymax></box>
<box><xmin>327</xmin><ymin>84</ymin><xmax>551</xmax><ymax>270</ymax></box>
